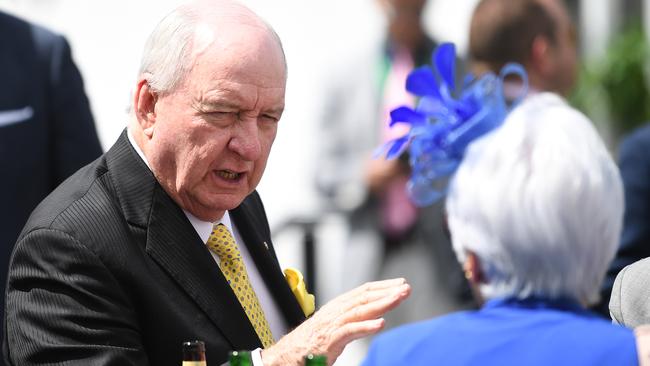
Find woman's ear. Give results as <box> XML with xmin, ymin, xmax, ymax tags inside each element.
<box><xmin>463</xmin><ymin>250</ymin><xmax>486</xmax><ymax>305</ymax></box>
<box><xmin>463</xmin><ymin>250</ymin><xmax>485</xmax><ymax>285</ymax></box>
<box><xmin>133</xmin><ymin>78</ymin><xmax>158</xmax><ymax>138</ymax></box>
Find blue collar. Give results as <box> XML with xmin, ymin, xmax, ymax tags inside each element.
<box><xmin>483</xmin><ymin>296</ymin><xmax>591</xmax><ymax>316</ymax></box>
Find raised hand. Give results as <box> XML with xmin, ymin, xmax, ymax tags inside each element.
<box><xmin>261</xmin><ymin>278</ymin><xmax>411</xmax><ymax>366</ymax></box>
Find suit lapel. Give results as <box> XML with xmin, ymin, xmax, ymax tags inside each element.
<box><xmin>145</xmin><ymin>187</ymin><xmax>263</xmax><ymax>349</ymax></box>
<box><xmin>106</xmin><ymin>130</ymin><xmax>262</xmax><ymax>350</ymax></box>
<box><xmin>231</xmin><ymin>198</ymin><xmax>306</xmax><ymax>329</ymax></box>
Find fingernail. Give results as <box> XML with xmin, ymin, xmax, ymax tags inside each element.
<box><xmin>376</xmin><ymin>318</ymin><xmax>385</xmax><ymax>327</ymax></box>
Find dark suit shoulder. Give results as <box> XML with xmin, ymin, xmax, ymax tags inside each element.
<box><xmin>0</xmin><ymin>11</ymin><xmax>34</xmax><ymax>34</ymax></box>
<box><xmin>0</xmin><ymin>11</ymin><xmax>65</xmax><ymax>63</ymax></box>
<box><xmin>20</xmin><ymin>155</ymin><xmax>112</xmax><ymax>244</ymax></box>
<box><xmin>620</xmin><ymin>123</ymin><xmax>650</xmax><ymax>156</ymax></box>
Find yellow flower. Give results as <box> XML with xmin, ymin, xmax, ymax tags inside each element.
<box><xmin>284</xmin><ymin>268</ymin><xmax>315</xmax><ymax>317</ymax></box>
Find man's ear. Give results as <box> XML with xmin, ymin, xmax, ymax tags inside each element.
<box><xmin>530</xmin><ymin>35</ymin><xmax>553</xmax><ymax>77</ymax></box>
<box><xmin>134</xmin><ymin>78</ymin><xmax>158</xmax><ymax>138</ymax></box>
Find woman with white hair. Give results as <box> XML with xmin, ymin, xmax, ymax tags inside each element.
<box><xmin>362</xmin><ymin>73</ymin><xmax>638</xmax><ymax>364</ymax></box>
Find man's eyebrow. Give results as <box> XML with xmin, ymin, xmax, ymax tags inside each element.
<box><xmin>265</xmin><ymin>106</ymin><xmax>285</xmax><ymax>116</ymax></box>
<box><xmin>196</xmin><ymin>99</ymin><xmax>240</xmax><ymax>111</ymax></box>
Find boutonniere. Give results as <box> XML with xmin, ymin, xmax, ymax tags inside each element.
<box><xmin>284</xmin><ymin>268</ymin><xmax>315</xmax><ymax>317</ymax></box>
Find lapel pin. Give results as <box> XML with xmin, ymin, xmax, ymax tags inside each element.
<box><xmin>263</xmin><ymin>241</ymin><xmax>269</xmax><ymax>250</ymax></box>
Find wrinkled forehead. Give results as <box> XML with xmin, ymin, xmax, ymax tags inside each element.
<box><xmin>192</xmin><ymin>24</ymin><xmax>286</xmax><ymax>85</ymax></box>
<box><xmin>189</xmin><ymin>13</ymin><xmax>286</xmax><ymax>76</ymax></box>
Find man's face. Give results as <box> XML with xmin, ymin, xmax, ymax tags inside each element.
<box><xmin>545</xmin><ymin>0</ymin><xmax>578</xmax><ymax>96</ymax></box>
<box><xmin>382</xmin><ymin>0</ymin><xmax>427</xmax><ymax>46</ymax></box>
<box><xmin>147</xmin><ymin>24</ymin><xmax>286</xmax><ymax>221</ymax></box>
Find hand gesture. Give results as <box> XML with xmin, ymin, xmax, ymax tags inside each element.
<box><xmin>261</xmin><ymin>278</ymin><xmax>411</xmax><ymax>366</ymax></box>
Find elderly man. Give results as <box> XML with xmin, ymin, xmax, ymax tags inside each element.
<box><xmin>3</xmin><ymin>1</ymin><xmax>410</xmax><ymax>365</ymax></box>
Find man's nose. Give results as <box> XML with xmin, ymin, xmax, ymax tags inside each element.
<box><xmin>229</xmin><ymin>118</ymin><xmax>262</xmax><ymax>161</ymax></box>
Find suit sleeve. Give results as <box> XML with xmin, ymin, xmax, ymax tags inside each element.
<box><xmin>47</xmin><ymin>35</ymin><xmax>103</xmax><ymax>185</ymax></box>
<box><xmin>5</xmin><ymin>228</ymin><xmax>148</xmax><ymax>365</ymax></box>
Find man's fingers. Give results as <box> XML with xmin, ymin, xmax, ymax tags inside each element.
<box><xmin>328</xmin><ymin>278</ymin><xmax>409</xmax><ymax>312</ymax></box>
<box><xmin>354</xmin><ymin>278</ymin><xmax>408</xmax><ymax>294</ymax></box>
<box><xmin>332</xmin><ymin>318</ymin><xmax>386</xmax><ymax>350</ymax></box>
<box><xmin>353</xmin><ymin>283</ymin><xmax>411</xmax><ymax>308</ymax></box>
<box><xmin>340</xmin><ymin>284</ymin><xmax>411</xmax><ymax>323</ymax></box>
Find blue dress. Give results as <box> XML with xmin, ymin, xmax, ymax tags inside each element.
<box><xmin>362</xmin><ymin>297</ymin><xmax>638</xmax><ymax>365</ymax></box>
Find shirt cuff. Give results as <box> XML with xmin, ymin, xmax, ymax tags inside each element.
<box><xmin>252</xmin><ymin>348</ymin><xmax>264</xmax><ymax>366</ymax></box>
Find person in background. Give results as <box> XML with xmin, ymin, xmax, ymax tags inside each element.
<box><xmin>362</xmin><ymin>92</ymin><xmax>638</xmax><ymax>365</ymax></box>
<box><xmin>467</xmin><ymin>0</ymin><xmax>633</xmax><ymax>318</ymax></box>
<box><xmin>606</xmin><ymin>121</ymin><xmax>650</xmax><ymax>325</ymax></box>
<box><xmin>0</xmin><ymin>9</ymin><xmax>102</xmax><ymax>346</ymax></box>
<box><xmin>3</xmin><ymin>1</ymin><xmax>410</xmax><ymax>365</ymax></box>
<box><xmin>608</xmin><ymin>123</ymin><xmax>650</xmax><ymax>327</ymax></box>
<box><xmin>469</xmin><ymin>0</ymin><xmax>578</xmax><ymax>97</ymax></box>
<box><xmin>316</xmin><ymin>0</ymin><xmax>472</xmax><ymax>327</ymax></box>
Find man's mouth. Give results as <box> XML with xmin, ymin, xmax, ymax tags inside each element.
<box><xmin>216</xmin><ymin>170</ymin><xmax>242</xmax><ymax>181</ymax></box>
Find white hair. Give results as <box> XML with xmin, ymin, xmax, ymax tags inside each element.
<box><xmin>138</xmin><ymin>5</ymin><xmax>198</xmax><ymax>93</ymax></box>
<box><xmin>138</xmin><ymin>0</ymin><xmax>286</xmax><ymax>94</ymax></box>
<box><xmin>446</xmin><ymin>93</ymin><xmax>623</xmax><ymax>305</ymax></box>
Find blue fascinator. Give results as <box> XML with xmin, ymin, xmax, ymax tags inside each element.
<box><xmin>376</xmin><ymin>43</ymin><xmax>528</xmax><ymax>206</ymax></box>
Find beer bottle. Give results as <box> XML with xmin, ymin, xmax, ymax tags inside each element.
<box><xmin>182</xmin><ymin>340</ymin><xmax>206</xmax><ymax>366</ymax></box>
<box><xmin>228</xmin><ymin>350</ymin><xmax>253</xmax><ymax>366</ymax></box>
<box><xmin>304</xmin><ymin>353</ymin><xmax>327</xmax><ymax>366</ymax></box>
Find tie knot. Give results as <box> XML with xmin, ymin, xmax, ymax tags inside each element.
<box><xmin>207</xmin><ymin>223</ymin><xmax>241</xmax><ymax>261</ymax></box>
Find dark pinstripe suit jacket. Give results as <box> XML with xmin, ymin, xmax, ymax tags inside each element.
<box><xmin>3</xmin><ymin>131</ymin><xmax>305</xmax><ymax>365</ymax></box>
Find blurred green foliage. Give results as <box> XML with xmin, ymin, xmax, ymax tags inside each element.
<box><xmin>570</xmin><ymin>22</ymin><xmax>650</xmax><ymax>143</ymax></box>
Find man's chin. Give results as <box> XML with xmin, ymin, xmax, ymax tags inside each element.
<box><xmin>192</xmin><ymin>193</ymin><xmax>248</xmax><ymax>220</ymax></box>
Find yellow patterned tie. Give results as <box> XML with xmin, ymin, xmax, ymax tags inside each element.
<box><xmin>206</xmin><ymin>224</ymin><xmax>274</xmax><ymax>348</ymax></box>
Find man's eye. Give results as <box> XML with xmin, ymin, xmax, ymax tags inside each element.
<box><xmin>210</xmin><ymin>111</ymin><xmax>235</xmax><ymax>117</ymax></box>
<box><xmin>206</xmin><ymin>111</ymin><xmax>237</xmax><ymax>121</ymax></box>
<box><xmin>261</xmin><ymin>114</ymin><xmax>279</xmax><ymax>123</ymax></box>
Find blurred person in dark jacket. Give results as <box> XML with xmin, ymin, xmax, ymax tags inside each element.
<box><xmin>608</xmin><ymin>123</ymin><xmax>650</xmax><ymax>326</ymax></box>
<box><xmin>0</xmin><ymin>9</ymin><xmax>102</xmax><ymax>340</ymax></box>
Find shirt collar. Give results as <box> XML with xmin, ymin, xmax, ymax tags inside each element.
<box><xmin>484</xmin><ymin>296</ymin><xmax>587</xmax><ymax>315</ymax></box>
<box><xmin>184</xmin><ymin>209</ymin><xmax>234</xmax><ymax>244</ymax></box>
<box><xmin>127</xmin><ymin>128</ymin><xmax>151</xmax><ymax>170</ymax></box>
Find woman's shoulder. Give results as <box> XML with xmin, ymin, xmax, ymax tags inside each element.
<box><xmin>362</xmin><ymin>312</ymin><xmax>474</xmax><ymax>366</ymax></box>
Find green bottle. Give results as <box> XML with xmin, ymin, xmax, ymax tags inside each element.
<box><xmin>304</xmin><ymin>354</ymin><xmax>327</xmax><ymax>366</ymax></box>
<box><xmin>228</xmin><ymin>350</ymin><xmax>253</xmax><ymax>366</ymax></box>
<box><xmin>182</xmin><ymin>340</ymin><xmax>206</xmax><ymax>366</ymax></box>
